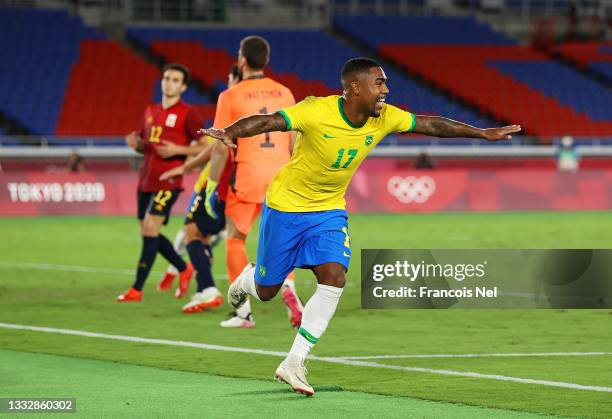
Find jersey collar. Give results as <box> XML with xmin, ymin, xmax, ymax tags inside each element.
<box><xmin>338</xmin><ymin>97</ymin><xmax>366</xmax><ymax>129</ymax></box>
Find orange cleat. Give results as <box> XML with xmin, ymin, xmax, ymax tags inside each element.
<box><xmin>157</xmin><ymin>271</ymin><xmax>177</xmax><ymax>291</ymax></box>
<box><xmin>182</xmin><ymin>288</ymin><xmax>224</xmax><ymax>314</ymax></box>
<box><xmin>116</xmin><ymin>287</ymin><xmax>142</xmax><ymax>302</ymax></box>
<box><xmin>175</xmin><ymin>262</ymin><xmax>194</xmax><ymax>298</ymax></box>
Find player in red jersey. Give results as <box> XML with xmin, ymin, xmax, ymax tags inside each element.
<box><xmin>158</xmin><ymin>65</ymin><xmax>243</xmax><ymax>314</ymax></box>
<box><xmin>117</xmin><ymin>63</ymin><xmax>203</xmax><ymax>302</ymax></box>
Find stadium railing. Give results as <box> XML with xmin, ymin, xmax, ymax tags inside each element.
<box><xmin>2</xmin><ymin>136</ymin><xmax>612</xmax><ymax>158</ymax></box>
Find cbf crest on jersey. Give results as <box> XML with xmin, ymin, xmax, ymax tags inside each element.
<box><xmin>365</xmin><ymin>135</ymin><xmax>374</xmax><ymax>146</ymax></box>
<box><xmin>165</xmin><ymin>113</ymin><xmax>177</xmax><ymax>127</ymax></box>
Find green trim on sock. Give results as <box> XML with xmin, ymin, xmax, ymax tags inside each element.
<box><xmin>298</xmin><ymin>327</ymin><xmax>319</xmax><ymax>344</ymax></box>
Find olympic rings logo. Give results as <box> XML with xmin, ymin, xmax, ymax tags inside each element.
<box><xmin>387</xmin><ymin>176</ymin><xmax>436</xmax><ymax>204</ymax></box>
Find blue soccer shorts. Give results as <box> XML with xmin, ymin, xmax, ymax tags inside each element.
<box><xmin>254</xmin><ymin>202</ymin><xmax>351</xmax><ymax>286</ymax></box>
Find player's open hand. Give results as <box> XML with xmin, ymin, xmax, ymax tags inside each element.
<box><xmin>197</xmin><ymin>128</ymin><xmax>236</xmax><ymax>148</ymax></box>
<box><xmin>156</xmin><ymin>140</ymin><xmax>181</xmax><ymax>158</ymax></box>
<box><xmin>159</xmin><ymin>166</ymin><xmax>184</xmax><ymax>181</ymax></box>
<box><xmin>482</xmin><ymin>125</ymin><xmax>522</xmax><ymax>141</ymax></box>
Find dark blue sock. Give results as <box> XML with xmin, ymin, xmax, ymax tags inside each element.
<box><xmin>186</xmin><ymin>241</ymin><xmax>214</xmax><ymax>292</ymax></box>
<box><xmin>133</xmin><ymin>236</ymin><xmax>159</xmax><ymax>291</ymax></box>
<box><xmin>158</xmin><ymin>234</ymin><xmax>187</xmax><ymax>272</ymax></box>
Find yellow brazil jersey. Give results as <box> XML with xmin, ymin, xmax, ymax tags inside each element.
<box><xmin>267</xmin><ymin>95</ymin><xmax>415</xmax><ymax>212</ymax></box>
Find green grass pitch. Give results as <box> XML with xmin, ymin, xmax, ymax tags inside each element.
<box><xmin>1</xmin><ymin>213</ymin><xmax>611</xmax><ymax>418</ymax></box>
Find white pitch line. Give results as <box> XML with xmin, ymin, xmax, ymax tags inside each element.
<box><xmin>0</xmin><ymin>260</ymin><xmax>354</xmax><ymax>288</ymax></box>
<box><xmin>0</xmin><ymin>260</ymin><xmax>227</xmax><ymax>280</ymax></box>
<box><xmin>0</xmin><ymin>261</ymin><xmax>148</xmax><ymax>276</ymax></box>
<box><xmin>1</xmin><ymin>322</ymin><xmax>611</xmax><ymax>393</ymax></box>
<box><xmin>341</xmin><ymin>352</ymin><xmax>612</xmax><ymax>360</ymax></box>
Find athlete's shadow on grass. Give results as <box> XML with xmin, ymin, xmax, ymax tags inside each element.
<box><xmin>232</xmin><ymin>385</ymin><xmax>344</xmax><ymax>397</ymax></box>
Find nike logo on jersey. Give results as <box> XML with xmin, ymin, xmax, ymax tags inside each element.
<box><xmin>322</xmin><ymin>133</ymin><xmax>336</xmax><ymax>139</ymax></box>
<box><xmin>343</xmin><ymin>252</ymin><xmax>351</xmax><ymax>257</ymax></box>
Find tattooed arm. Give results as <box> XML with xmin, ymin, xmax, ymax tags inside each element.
<box><xmin>413</xmin><ymin>116</ymin><xmax>521</xmax><ymax>141</ymax></box>
<box><xmin>198</xmin><ymin>113</ymin><xmax>288</xmax><ymax>148</ymax></box>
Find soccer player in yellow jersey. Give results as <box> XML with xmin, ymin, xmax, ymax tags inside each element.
<box><xmin>200</xmin><ymin>58</ymin><xmax>521</xmax><ymax>395</ymax></box>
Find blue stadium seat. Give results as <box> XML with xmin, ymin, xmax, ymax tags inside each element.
<box><xmin>490</xmin><ymin>61</ymin><xmax>612</xmax><ymax>121</ymax></box>
<box><xmin>151</xmin><ymin>84</ymin><xmax>211</xmax><ymax>103</ymax></box>
<box><xmin>589</xmin><ymin>62</ymin><xmax>612</xmax><ymax>81</ymax></box>
<box><xmin>333</xmin><ymin>16</ymin><xmax>515</xmax><ymax>46</ymax></box>
<box><xmin>128</xmin><ymin>27</ymin><xmax>495</xmax><ymax>132</ymax></box>
<box><xmin>0</xmin><ymin>8</ymin><xmax>104</xmax><ymax>135</ymax></box>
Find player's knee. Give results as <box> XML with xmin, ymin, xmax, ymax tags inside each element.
<box><xmin>255</xmin><ymin>284</ymin><xmax>280</xmax><ymax>301</ymax></box>
<box><xmin>184</xmin><ymin>223</ymin><xmax>200</xmax><ymax>243</ymax></box>
<box><xmin>317</xmin><ymin>270</ymin><xmax>346</xmax><ymax>289</ymax></box>
<box><xmin>329</xmin><ymin>273</ymin><xmax>346</xmax><ymax>289</ymax></box>
<box><xmin>226</xmin><ymin>217</ymin><xmax>247</xmax><ymax>240</ymax></box>
<box><xmin>227</xmin><ymin>228</ymin><xmax>246</xmax><ymax>241</ymax></box>
<box><xmin>142</xmin><ymin>215</ymin><xmax>163</xmax><ymax>236</ymax></box>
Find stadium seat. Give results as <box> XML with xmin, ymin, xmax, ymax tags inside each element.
<box><xmin>0</xmin><ymin>8</ymin><xmax>103</xmax><ymax>134</ymax></box>
<box><xmin>333</xmin><ymin>16</ymin><xmax>612</xmax><ymax>137</ymax></box>
<box><xmin>56</xmin><ymin>41</ymin><xmax>160</xmax><ymax>136</ymax></box>
<box><xmin>552</xmin><ymin>41</ymin><xmax>612</xmax><ymax>82</ymax></box>
<box><xmin>127</xmin><ymin>27</ymin><xmax>494</xmax><ymax>131</ymax></box>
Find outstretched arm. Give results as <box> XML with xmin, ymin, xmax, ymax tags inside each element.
<box><xmin>198</xmin><ymin>113</ymin><xmax>288</xmax><ymax>147</ymax></box>
<box><xmin>413</xmin><ymin>116</ymin><xmax>521</xmax><ymax>141</ymax></box>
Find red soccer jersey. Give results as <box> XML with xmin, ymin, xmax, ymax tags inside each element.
<box><xmin>137</xmin><ymin>101</ymin><xmax>203</xmax><ymax>192</ymax></box>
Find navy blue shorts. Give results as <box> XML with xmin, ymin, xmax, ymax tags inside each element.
<box><xmin>184</xmin><ymin>191</ymin><xmax>199</xmax><ymax>214</ymax></box>
<box><xmin>184</xmin><ymin>190</ymin><xmax>226</xmax><ymax>236</ymax></box>
<box><xmin>254</xmin><ymin>202</ymin><xmax>351</xmax><ymax>286</ymax></box>
<box><xmin>137</xmin><ymin>189</ymin><xmax>181</xmax><ymax>225</ymax></box>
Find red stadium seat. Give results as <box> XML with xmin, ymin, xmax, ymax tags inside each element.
<box><xmin>380</xmin><ymin>44</ymin><xmax>612</xmax><ymax>137</ymax></box>
<box><xmin>56</xmin><ymin>40</ymin><xmax>160</xmax><ymax>136</ymax></box>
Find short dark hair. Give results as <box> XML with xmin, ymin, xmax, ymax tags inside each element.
<box><xmin>162</xmin><ymin>63</ymin><xmax>191</xmax><ymax>86</ymax></box>
<box><xmin>240</xmin><ymin>36</ymin><xmax>270</xmax><ymax>70</ymax></box>
<box><xmin>341</xmin><ymin>57</ymin><xmax>381</xmax><ymax>81</ymax></box>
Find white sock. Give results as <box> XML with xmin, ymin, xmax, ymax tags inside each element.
<box><xmin>237</xmin><ymin>264</ymin><xmax>261</xmax><ymax>301</ymax></box>
<box><xmin>282</xmin><ymin>276</ymin><xmax>295</xmax><ymax>290</ymax></box>
<box><xmin>288</xmin><ymin>284</ymin><xmax>343</xmax><ymax>361</ymax></box>
<box><xmin>236</xmin><ymin>298</ymin><xmax>252</xmax><ymax>319</ymax></box>
<box><xmin>173</xmin><ymin>228</ymin><xmax>187</xmax><ymax>256</ymax></box>
<box><xmin>166</xmin><ymin>229</ymin><xmax>187</xmax><ymax>275</ymax></box>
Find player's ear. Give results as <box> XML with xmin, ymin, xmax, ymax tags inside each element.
<box><xmin>351</xmin><ymin>80</ymin><xmax>360</xmax><ymax>96</ymax></box>
<box><xmin>238</xmin><ymin>56</ymin><xmax>247</xmax><ymax>70</ymax></box>
<box><xmin>180</xmin><ymin>84</ymin><xmax>187</xmax><ymax>93</ymax></box>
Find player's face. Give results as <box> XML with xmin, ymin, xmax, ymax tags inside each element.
<box><xmin>161</xmin><ymin>70</ymin><xmax>187</xmax><ymax>98</ymax></box>
<box><xmin>360</xmin><ymin>67</ymin><xmax>389</xmax><ymax>117</ymax></box>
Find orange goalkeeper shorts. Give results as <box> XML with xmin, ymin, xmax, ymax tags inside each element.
<box><xmin>225</xmin><ymin>188</ymin><xmax>263</xmax><ymax>235</ymax></box>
